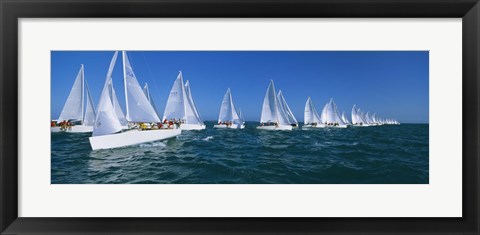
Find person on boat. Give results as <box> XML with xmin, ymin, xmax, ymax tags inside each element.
<box><xmin>140</xmin><ymin>122</ymin><xmax>147</xmax><ymax>130</ymax></box>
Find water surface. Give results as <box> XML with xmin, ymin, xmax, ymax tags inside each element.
<box><xmin>51</xmin><ymin>122</ymin><xmax>428</xmax><ymax>184</ymax></box>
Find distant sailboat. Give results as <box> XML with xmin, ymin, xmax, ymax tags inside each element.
<box><xmin>341</xmin><ymin>111</ymin><xmax>351</xmax><ymax>125</ymax></box>
<box><xmin>88</xmin><ymin>51</ymin><xmax>181</xmax><ymax>150</ymax></box>
<box><xmin>163</xmin><ymin>71</ymin><xmax>206</xmax><ymax>130</ymax></box>
<box><xmin>303</xmin><ymin>97</ymin><xmax>324</xmax><ymax>128</ymax></box>
<box><xmin>52</xmin><ymin>64</ymin><xmax>96</xmax><ymax>133</ymax></box>
<box><xmin>238</xmin><ymin>108</ymin><xmax>245</xmax><ymax>124</ymax></box>
<box><xmin>277</xmin><ymin>90</ymin><xmax>298</xmax><ymax>127</ymax></box>
<box><xmin>320</xmin><ymin>98</ymin><xmax>347</xmax><ymax>128</ymax></box>
<box><xmin>214</xmin><ymin>88</ymin><xmax>245</xmax><ymax>129</ymax></box>
<box><xmin>257</xmin><ymin>80</ymin><xmax>292</xmax><ymax>130</ymax></box>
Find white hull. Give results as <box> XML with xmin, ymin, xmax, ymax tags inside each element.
<box><xmin>326</xmin><ymin>125</ymin><xmax>348</xmax><ymax>128</ymax></box>
<box><xmin>89</xmin><ymin>128</ymin><xmax>181</xmax><ymax>150</ymax></box>
<box><xmin>51</xmin><ymin>125</ymin><xmax>93</xmax><ymax>133</ymax></box>
<box><xmin>302</xmin><ymin>124</ymin><xmax>326</xmax><ymax>129</ymax></box>
<box><xmin>352</xmin><ymin>124</ymin><xmax>370</xmax><ymax>127</ymax></box>
<box><xmin>257</xmin><ymin>125</ymin><xmax>292</xmax><ymax>130</ymax></box>
<box><xmin>180</xmin><ymin>124</ymin><xmax>206</xmax><ymax>130</ymax></box>
<box><xmin>213</xmin><ymin>124</ymin><xmax>245</xmax><ymax>129</ymax></box>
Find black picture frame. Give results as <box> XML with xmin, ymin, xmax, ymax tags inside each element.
<box><xmin>1</xmin><ymin>0</ymin><xmax>479</xmax><ymax>234</ymax></box>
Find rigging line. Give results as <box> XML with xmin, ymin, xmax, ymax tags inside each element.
<box><xmin>141</xmin><ymin>52</ymin><xmax>162</xmax><ymax>103</ymax></box>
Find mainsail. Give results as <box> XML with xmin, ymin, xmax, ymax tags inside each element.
<box><xmin>110</xmin><ymin>85</ymin><xmax>128</xmax><ymax>126</ymax></box>
<box><xmin>83</xmin><ymin>79</ymin><xmax>96</xmax><ymax>126</ymax></box>
<box><xmin>304</xmin><ymin>97</ymin><xmax>322</xmax><ymax>125</ymax></box>
<box><xmin>122</xmin><ymin>51</ymin><xmax>160</xmax><ymax>123</ymax></box>
<box><xmin>351</xmin><ymin>105</ymin><xmax>360</xmax><ymax>124</ymax></box>
<box><xmin>58</xmin><ymin>65</ymin><xmax>84</xmax><ymax>122</ymax></box>
<box><xmin>260</xmin><ymin>80</ymin><xmax>289</xmax><ymax>125</ymax></box>
<box><xmin>260</xmin><ymin>80</ymin><xmax>278</xmax><ymax>123</ymax></box>
<box><xmin>105</xmin><ymin>51</ymin><xmax>128</xmax><ymax>126</ymax></box>
<box><xmin>93</xmin><ymin>52</ymin><xmax>123</xmax><ymax>136</ymax></box>
<box><xmin>143</xmin><ymin>83</ymin><xmax>160</xmax><ymax>117</ymax></box>
<box><xmin>218</xmin><ymin>88</ymin><xmax>240</xmax><ymax>124</ymax></box>
<box><xmin>321</xmin><ymin>98</ymin><xmax>345</xmax><ymax>125</ymax></box>
<box><xmin>238</xmin><ymin>108</ymin><xmax>244</xmax><ymax>123</ymax></box>
<box><xmin>163</xmin><ymin>72</ymin><xmax>186</xmax><ymax>122</ymax></box>
<box><xmin>341</xmin><ymin>111</ymin><xmax>351</xmax><ymax>125</ymax></box>
<box><xmin>184</xmin><ymin>80</ymin><xmax>204</xmax><ymax>125</ymax></box>
<box><xmin>277</xmin><ymin>90</ymin><xmax>298</xmax><ymax>125</ymax></box>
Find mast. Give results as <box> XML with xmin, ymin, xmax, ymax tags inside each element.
<box><xmin>122</xmin><ymin>51</ymin><xmax>130</xmax><ymax>122</ymax></box>
<box><xmin>179</xmin><ymin>71</ymin><xmax>187</xmax><ymax>122</ymax></box>
<box><xmin>228</xmin><ymin>88</ymin><xmax>235</xmax><ymax>120</ymax></box>
<box><xmin>271</xmin><ymin>81</ymin><xmax>279</xmax><ymax>124</ymax></box>
<box><xmin>81</xmin><ymin>64</ymin><xmax>85</xmax><ymax>124</ymax></box>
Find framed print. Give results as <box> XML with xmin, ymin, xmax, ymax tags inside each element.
<box><xmin>1</xmin><ymin>0</ymin><xmax>479</xmax><ymax>234</ymax></box>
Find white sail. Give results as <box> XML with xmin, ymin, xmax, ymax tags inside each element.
<box><xmin>103</xmin><ymin>51</ymin><xmax>127</xmax><ymax>127</ymax></box>
<box><xmin>260</xmin><ymin>80</ymin><xmax>278</xmax><ymax>123</ymax></box>
<box><xmin>304</xmin><ymin>97</ymin><xmax>321</xmax><ymax>125</ymax></box>
<box><xmin>184</xmin><ymin>80</ymin><xmax>204</xmax><ymax>125</ymax></box>
<box><xmin>83</xmin><ymin>79</ymin><xmax>96</xmax><ymax>126</ymax></box>
<box><xmin>122</xmin><ymin>51</ymin><xmax>160</xmax><ymax>123</ymax></box>
<box><xmin>277</xmin><ymin>90</ymin><xmax>298</xmax><ymax>125</ymax></box>
<box><xmin>238</xmin><ymin>108</ymin><xmax>244</xmax><ymax>123</ymax></box>
<box><xmin>163</xmin><ymin>72</ymin><xmax>186</xmax><ymax>122</ymax></box>
<box><xmin>218</xmin><ymin>88</ymin><xmax>240</xmax><ymax>123</ymax></box>
<box><xmin>93</xmin><ymin>53</ymin><xmax>123</xmax><ymax>137</ymax></box>
<box><xmin>143</xmin><ymin>83</ymin><xmax>160</xmax><ymax>117</ymax></box>
<box><xmin>110</xmin><ymin>84</ymin><xmax>128</xmax><ymax>126</ymax></box>
<box><xmin>341</xmin><ymin>111</ymin><xmax>351</xmax><ymax>125</ymax></box>
<box><xmin>58</xmin><ymin>65</ymin><xmax>84</xmax><ymax>122</ymax></box>
<box><xmin>322</xmin><ymin>99</ymin><xmax>345</xmax><ymax>125</ymax></box>
<box><xmin>351</xmin><ymin>105</ymin><xmax>360</xmax><ymax>124</ymax></box>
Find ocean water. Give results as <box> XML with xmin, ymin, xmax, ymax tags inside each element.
<box><xmin>51</xmin><ymin>122</ymin><xmax>428</xmax><ymax>184</ymax></box>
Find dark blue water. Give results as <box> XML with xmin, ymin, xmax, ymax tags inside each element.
<box><xmin>51</xmin><ymin>122</ymin><xmax>428</xmax><ymax>184</ymax></box>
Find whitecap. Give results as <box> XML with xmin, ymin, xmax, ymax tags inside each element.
<box><xmin>203</xmin><ymin>136</ymin><xmax>214</xmax><ymax>141</ymax></box>
<box><xmin>139</xmin><ymin>141</ymin><xmax>167</xmax><ymax>148</ymax></box>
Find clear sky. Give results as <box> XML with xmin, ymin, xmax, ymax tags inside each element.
<box><xmin>51</xmin><ymin>51</ymin><xmax>429</xmax><ymax>123</ymax></box>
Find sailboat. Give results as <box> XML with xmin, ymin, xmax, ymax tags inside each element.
<box><xmin>257</xmin><ymin>80</ymin><xmax>293</xmax><ymax>130</ymax></box>
<box><xmin>351</xmin><ymin>105</ymin><xmax>370</xmax><ymax>126</ymax></box>
<box><xmin>88</xmin><ymin>51</ymin><xmax>181</xmax><ymax>150</ymax></box>
<box><xmin>238</xmin><ymin>108</ymin><xmax>245</xmax><ymax>125</ymax></box>
<box><xmin>214</xmin><ymin>88</ymin><xmax>245</xmax><ymax>129</ymax></box>
<box><xmin>51</xmin><ymin>64</ymin><xmax>96</xmax><ymax>133</ymax></box>
<box><xmin>277</xmin><ymin>90</ymin><xmax>298</xmax><ymax>127</ymax></box>
<box><xmin>163</xmin><ymin>72</ymin><xmax>206</xmax><ymax>130</ymax></box>
<box><xmin>341</xmin><ymin>111</ymin><xmax>351</xmax><ymax>125</ymax></box>
<box><xmin>320</xmin><ymin>98</ymin><xmax>347</xmax><ymax>128</ymax></box>
<box><xmin>303</xmin><ymin>97</ymin><xmax>325</xmax><ymax>128</ymax></box>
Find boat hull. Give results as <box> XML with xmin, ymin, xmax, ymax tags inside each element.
<box><xmin>302</xmin><ymin>124</ymin><xmax>326</xmax><ymax>129</ymax></box>
<box><xmin>325</xmin><ymin>125</ymin><xmax>348</xmax><ymax>128</ymax></box>
<box><xmin>180</xmin><ymin>124</ymin><xmax>206</xmax><ymax>130</ymax></box>
<box><xmin>256</xmin><ymin>125</ymin><xmax>293</xmax><ymax>130</ymax></box>
<box><xmin>51</xmin><ymin>125</ymin><xmax>93</xmax><ymax>133</ymax></box>
<box><xmin>352</xmin><ymin>124</ymin><xmax>370</xmax><ymax>127</ymax></box>
<box><xmin>89</xmin><ymin>129</ymin><xmax>181</xmax><ymax>150</ymax></box>
<box><xmin>213</xmin><ymin>124</ymin><xmax>245</xmax><ymax>129</ymax></box>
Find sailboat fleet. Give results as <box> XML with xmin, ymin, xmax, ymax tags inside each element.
<box><xmin>52</xmin><ymin>52</ymin><xmax>400</xmax><ymax>149</ymax></box>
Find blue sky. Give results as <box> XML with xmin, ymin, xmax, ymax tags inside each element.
<box><xmin>51</xmin><ymin>51</ymin><xmax>429</xmax><ymax>123</ymax></box>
